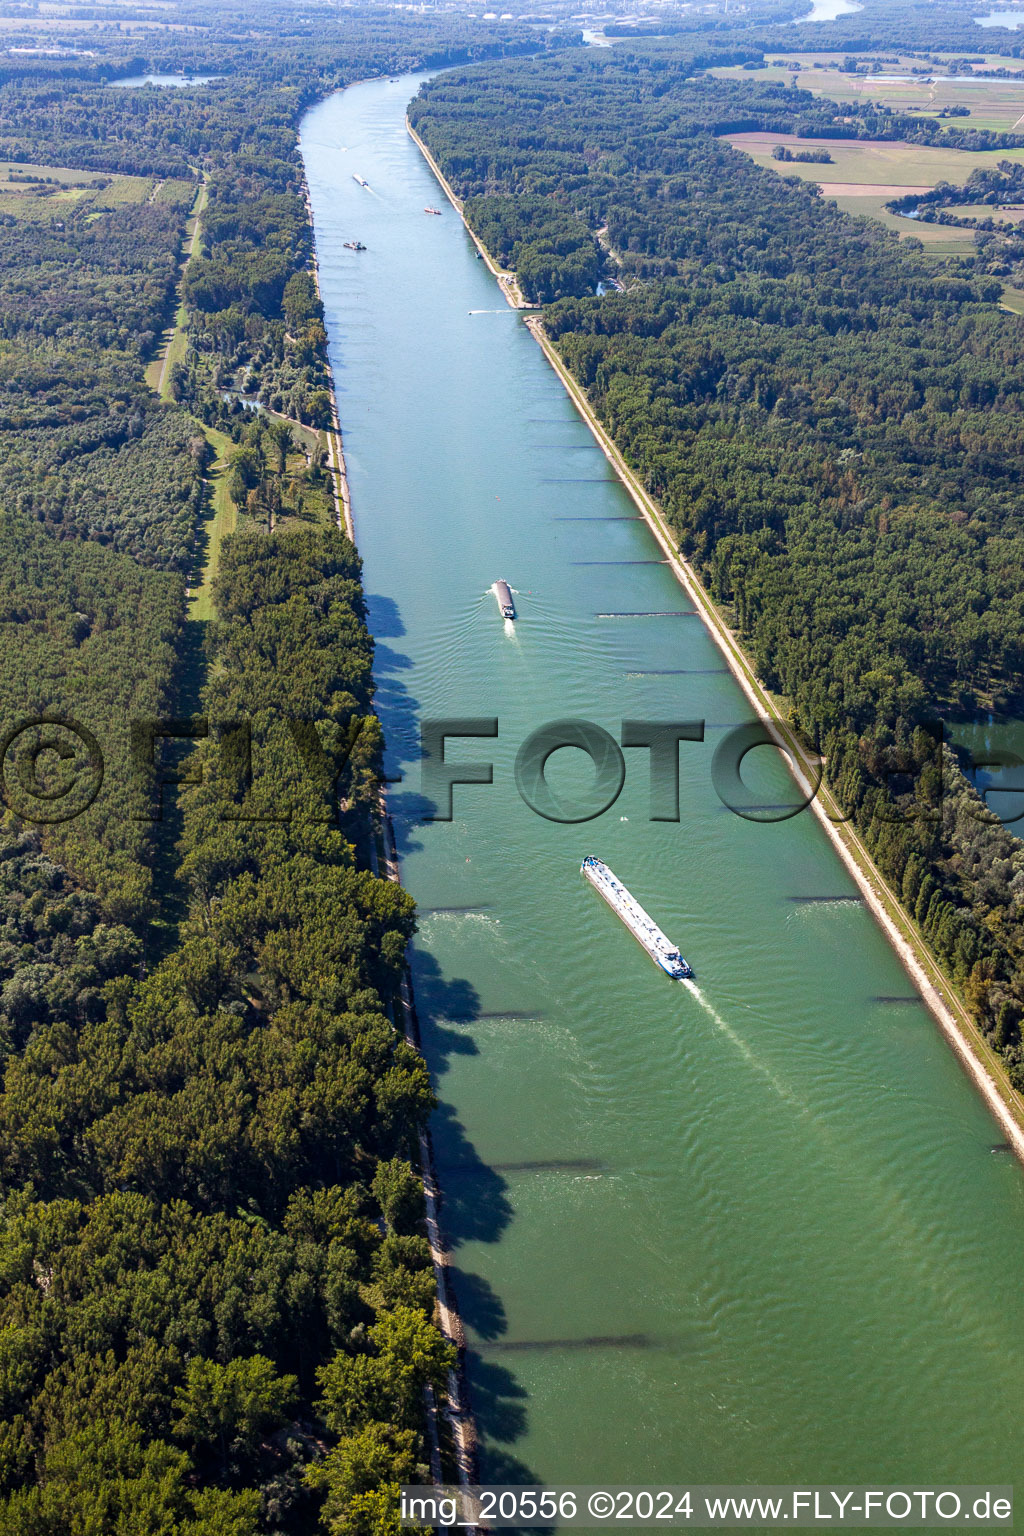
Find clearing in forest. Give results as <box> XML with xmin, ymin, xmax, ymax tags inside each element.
<box><xmin>712</xmin><ymin>54</ymin><xmax>1024</xmax><ymax>132</ymax></box>
<box><xmin>728</xmin><ymin>131</ymin><xmax>1024</xmax><ymax>250</ymax></box>
<box><xmin>0</xmin><ymin>162</ymin><xmax>163</xmax><ymax>217</ymax></box>
<box><xmin>726</xmin><ymin>131</ymin><xmax>1024</xmax><ymax>184</ymax></box>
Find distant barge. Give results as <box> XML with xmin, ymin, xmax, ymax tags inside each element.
<box><xmin>582</xmin><ymin>856</ymin><xmax>692</xmax><ymax>979</ymax></box>
<box><xmin>494</xmin><ymin>580</ymin><xmax>515</xmax><ymax>620</ymax></box>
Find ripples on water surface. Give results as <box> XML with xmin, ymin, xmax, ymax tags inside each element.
<box><xmin>302</xmin><ymin>75</ymin><xmax>1024</xmax><ymax>1495</ymax></box>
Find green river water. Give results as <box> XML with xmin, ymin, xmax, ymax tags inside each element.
<box><xmin>301</xmin><ymin>76</ymin><xmax>1024</xmax><ymax>1497</ymax></box>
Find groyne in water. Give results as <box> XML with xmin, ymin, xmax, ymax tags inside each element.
<box><xmin>302</xmin><ymin>72</ymin><xmax>1024</xmax><ymax>1495</ymax></box>
<box><xmin>404</xmin><ymin>108</ymin><xmax>1024</xmax><ymax>1160</ymax></box>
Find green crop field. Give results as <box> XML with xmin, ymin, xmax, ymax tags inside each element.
<box><xmin>826</xmin><ymin>193</ymin><xmax>977</xmax><ymax>251</ymax></box>
<box><xmin>0</xmin><ymin>164</ymin><xmax>157</xmax><ymax>217</ymax></box>
<box><xmin>154</xmin><ymin>177</ymin><xmax>198</xmax><ymax>205</ymax></box>
<box><xmin>91</xmin><ymin>176</ymin><xmax>155</xmax><ymax>205</ymax></box>
<box><xmin>999</xmin><ymin>282</ymin><xmax>1024</xmax><ymax>313</ymax></box>
<box><xmin>728</xmin><ymin>132</ymin><xmax>1024</xmax><ymax>249</ymax></box>
<box><xmin>712</xmin><ymin>56</ymin><xmax>1024</xmax><ymax>132</ymax></box>
<box><xmin>0</xmin><ymin>160</ymin><xmax>106</xmax><ymax>189</ymax></box>
<box><xmin>0</xmin><ymin>188</ymin><xmax>90</xmax><ymax>220</ymax></box>
<box><xmin>728</xmin><ymin>131</ymin><xmax>1024</xmax><ymax>189</ymax></box>
<box><xmin>943</xmin><ymin>201</ymin><xmax>1024</xmax><ymax>221</ymax></box>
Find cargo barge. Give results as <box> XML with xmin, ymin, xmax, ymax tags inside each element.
<box><xmin>581</xmin><ymin>856</ymin><xmax>692</xmax><ymax>978</ymax></box>
<box><xmin>494</xmin><ymin>580</ymin><xmax>516</xmax><ymax>620</ymax></box>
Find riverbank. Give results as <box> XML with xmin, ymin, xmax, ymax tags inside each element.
<box><xmin>303</xmin><ymin>184</ymin><xmax>354</xmax><ymax>538</ymax></box>
<box><xmin>375</xmin><ymin>803</ymin><xmax>477</xmax><ymax>1488</ymax></box>
<box><xmin>300</xmin><ymin>140</ymin><xmax>476</xmax><ymax>1492</ymax></box>
<box><xmin>305</xmin><ymin>72</ymin><xmax>1024</xmax><ymax>1488</ymax></box>
<box><xmin>406</xmin><ymin>119</ymin><xmax>532</xmax><ymax>309</ymax></box>
<box><xmin>406</xmin><ymin>118</ymin><xmax>1024</xmax><ymax>1164</ymax></box>
<box><xmin>525</xmin><ymin>313</ymin><xmax>1024</xmax><ymax>1163</ymax></box>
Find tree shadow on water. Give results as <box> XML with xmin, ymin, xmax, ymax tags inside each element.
<box><xmin>449</xmin><ymin>1267</ymin><xmax>506</xmax><ymax>1342</ymax></box>
<box><xmin>404</xmin><ymin>947</ymin><xmax>542</xmax><ymax>1483</ymax></box>
<box><xmin>366</xmin><ymin>591</ymin><xmax>439</xmax><ymax>859</ymax></box>
<box><xmin>433</xmin><ymin>1108</ymin><xmax>514</xmax><ymax>1250</ymax></box>
<box><xmin>410</xmin><ymin>946</ymin><xmax>514</xmax><ymax>1249</ymax></box>
<box><xmin>373</xmin><ymin>636</ymin><xmax>420</xmax><ymax>769</ymax></box>
<box><xmin>368</xmin><ymin>606</ymin><xmax>543</xmax><ymax>1485</ymax></box>
<box><xmin>365</xmin><ymin>591</ymin><xmax>406</xmax><ymax>641</ymax></box>
<box><xmin>466</xmin><ymin>1351</ymin><xmax>550</xmax><ymax>1489</ymax></box>
<box><xmin>466</xmin><ymin>1353</ymin><xmax>530</xmax><ymax>1460</ymax></box>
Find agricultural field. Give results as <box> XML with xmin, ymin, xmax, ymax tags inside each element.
<box><xmin>1000</xmin><ymin>282</ymin><xmax>1024</xmax><ymax>312</ymax></box>
<box><xmin>825</xmin><ymin>195</ymin><xmax>976</xmax><ymax>252</ymax></box>
<box><xmin>0</xmin><ymin>160</ymin><xmax>104</xmax><ymax>188</ymax></box>
<box><xmin>0</xmin><ymin>162</ymin><xmax>155</xmax><ymax>217</ymax></box>
<box><xmin>711</xmin><ymin>54</ymin><xmax>1024</xmax><ymax>132</ymax></box>
<box><xmin>154</xmin><ymin>176</ymin><xmax>198</xmax><ymax>204</ymax></box>
<box><xmin>727</xmin><ymin>131</ymin><xmax>1024</xmax><ymax>251</ymax></box>
<box><xmin>727</xmin><ymin>131</ymin><xmax>1024</xmax><ymax>187</ymax></box>
<box><xmin>91</xmin><ymin>175</ymin><xmax>155</xmax><ymax>204</ymax></box>
<box><xmin>942</xmin><ymin>201</ymin><xmax>1024</xmax><ymax>221</ymax></box>
<box><xmin>0</xmin><ymin>14</ymin><xmax>203</xmax><ymax>31</ymax></box>
<box><xmin>0</xmin><ymin>186</ymin><xmax>90</xmax><ymax>219</ymax></box>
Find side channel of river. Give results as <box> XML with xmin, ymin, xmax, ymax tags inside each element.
<box><xmin>301</xmin><ymin>75</ymin><xmax>1024</xmax><ymax>1493</ymax></box>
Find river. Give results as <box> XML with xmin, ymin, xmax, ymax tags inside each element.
<box><xmin>793</xmin><ymin>0</ymin><xmax>863</xmax><ymax>21</ymax></box>
<box><xmin>300</xmin><ymin>75</ymin><xmax>1024</xmax><ymax>1495</ymax></box>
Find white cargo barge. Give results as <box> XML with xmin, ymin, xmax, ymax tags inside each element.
<box><xmin>494</xmin><ymin>579</ymin><xmax>516</xmax><ymax>620</ymax></box>
<box><xmin>582</xmin><ymin>856</ymin><xmax>692</xmax><ymax>978</ymax></box>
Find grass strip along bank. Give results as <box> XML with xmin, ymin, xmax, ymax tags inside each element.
<box><xmin>410</xmin><ymin>45</ymin><xmax>1024</xmax><ymax>1149</ymax></box>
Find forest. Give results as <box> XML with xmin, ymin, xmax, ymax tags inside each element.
<box><xmin>0</xmin><ymin>126</ymin><xmax>202</xmax><ymax>927</ymax></box>
<box><xmin>412</xmin><ymin>46</ymin><xmax>1024</xmax><ymax>1088</ymax></box>
<box><xmin>601</xmin><ymin>0</ymin><xmax>1024</xmax><ymax>57</ymax></box>
<box><xmin>8</xmin><ymin>0</ymin><xmax>1024</xmax><ymax>1522</ymax></box>
<box><xmin>0</xmin><ymin>529</ymin><xmax>448</xmax><ymax>1534</ymax></box>
<box><xmin>0</xmin><ymin>5</ymin><xmax>571</xmax><ymax>1530</ymax></box>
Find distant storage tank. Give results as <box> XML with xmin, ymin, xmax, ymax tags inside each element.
<box><xmin>494</xmin><ymin>580</ymin><xmax>516</xmax><ymax>620</ymax></box>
